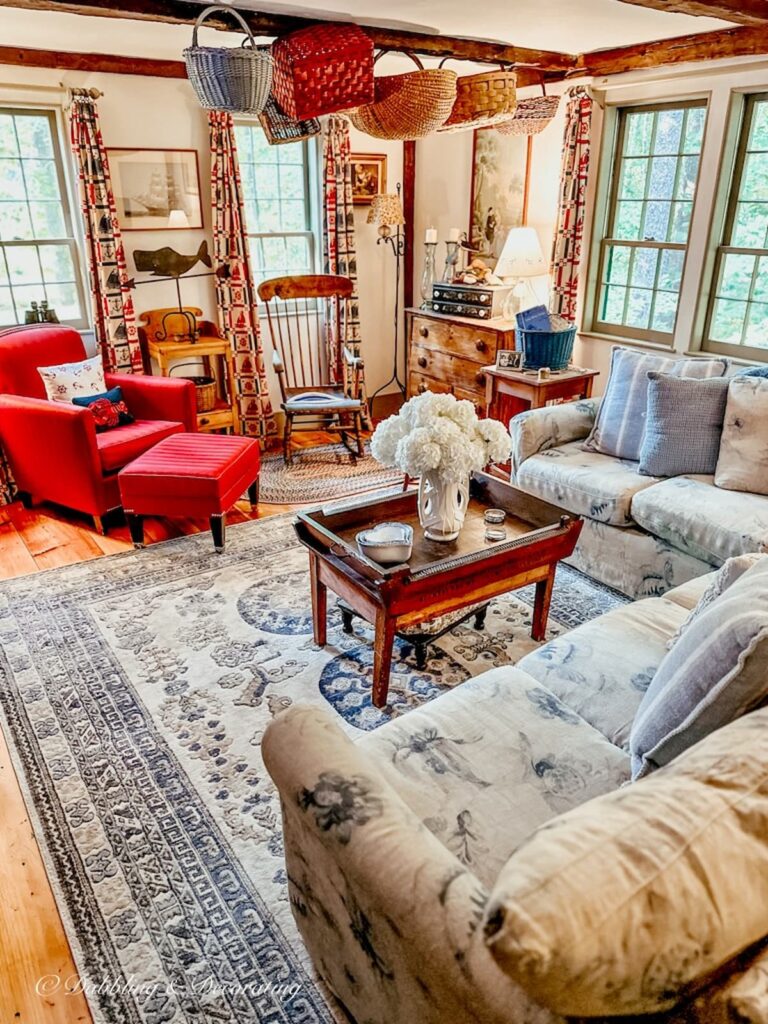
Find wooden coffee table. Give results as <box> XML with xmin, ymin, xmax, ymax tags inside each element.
<box><xmin>294</xmin><ymin>473</ymin><xmax>582</xmax><ymax>708</ymax></box>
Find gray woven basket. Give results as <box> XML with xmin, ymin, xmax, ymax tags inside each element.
<box><xmin>184</xmin><ymin>5</ymin><xmax>273</xmax><ymax>115</ymax></box>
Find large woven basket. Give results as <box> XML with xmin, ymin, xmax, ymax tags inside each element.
<box><xmin>184</xmin><ymin>5</ymin><xmax>272</xmax><ymax>115</ymax></box>
<box><xmin>259</xmin><ymin>95</ymin><xmax>321</xmax><ymax>145</ymax></box>
<box><xmin>169</xmin><ymin>363</ymin><xmax>217</xmax><ymax>413</ymax></box>
<box><xmin>438</xmin><ymin>62</ymin><xmax>517</xmax><ymax>133</ymax></box>
<box><xmin>496</xmin><ymin>93</ymin><xmax>560</xmax><ymax>136</ymax></box>
<box><xmin>349</xmin><ymin>52</ymin><xmax>457</xmax><ymax>141</ymax></box>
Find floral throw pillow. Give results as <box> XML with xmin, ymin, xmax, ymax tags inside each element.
<box><xmin>715</xmin><ymin>377</ymin><xmax>768</xmax><ymax>496</ymax></box>
<box><xmin>38</xmin><ymin>354</ymin><xmax>106</xmax><ymax>404</ymax></box>
<box><xmin>72</xmin><ymin>387</ymin><xmax>134</xmax><ymax>433</ymax></box>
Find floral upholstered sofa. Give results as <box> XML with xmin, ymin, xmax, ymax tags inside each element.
<box><xmin>509</xmin><ymin>399</ymin><xmax>768</xmax><ymax>599</ymax></box>
<box><xmin>263</xmin><ymin>560</ymin><xmax>768</xmax><ymax>1024</ymax></box>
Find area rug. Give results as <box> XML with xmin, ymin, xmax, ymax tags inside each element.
<box><xmin>259</xmin><ymin>443</ymin><xmax>403</xmax><ymax>504</ymax></box>
<box><xmin>0</xmin><ymin>513</ymin><xmax>626</xmax><ymax>1024</ymax></box>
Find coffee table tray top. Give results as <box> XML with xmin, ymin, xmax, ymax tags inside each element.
<box><xmin>295</xmin><ymin>472</ymin><xmax>577</xmax><ymax>583</ymax></box>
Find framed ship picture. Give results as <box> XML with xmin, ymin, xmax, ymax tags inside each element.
<box><xmin>469</xmin><ymin>132</ymin><xmax>531</xmax><ymax>260</ymax></box>
<box><xmin>108</xmin><ymin>148</ymin><xmax>203</xmax><ymax>231</ymax></box>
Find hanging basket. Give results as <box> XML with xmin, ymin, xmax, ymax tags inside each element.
<box><xmin>259</xmin><ymin>95</ymin><xmax>321</xmax><ymax>145</ymax></box>
<box><xmin>496</xmin><ymin>92</ymin><xmax>560</xmax><ymax>136</ymax></box>
<box><xmin>349</xmin><ymin>51</ymin><xmax>457</xmax><ymax>141</ymax></box>
<box><xmin>271</xmin><ymin>22</ymin><xmax>374</xmax><ymax>120</ymax></box>
<box><xmin>184</xmin><ymin>5</ymin><xmax>273</xmax><ymax>115</ymax></box>
<box><xmin>437</xmin><ymin>61</ymin><xmax>517</xmax><ymax>133</ymax></box>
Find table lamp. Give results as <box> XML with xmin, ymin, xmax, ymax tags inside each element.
<box><xmin>168</xmin><ymin>209</ymin><xmax>190</xmax><ymax>229</ymax></box>
<box><xmin>367</xmin><ymin>184</ymin><xmax>406</xmax><ymax>412</ymax></box>
<box><xmin>495</xmin><ymin>227</ymin><xmax>547</xmax><ymax>319</ymax></box>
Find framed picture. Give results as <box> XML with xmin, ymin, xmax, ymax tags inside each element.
<box><xmin>496</xmin><ymin>349</ymin><xmax>523</xmax><ymax>370</ymax></box>
<box><xmin>469</xmin><ymin>132</ymin><xmax>532</xmax><ymax>260</ymax></box>
<box><xmin>108</xmin><ymin>148</ymin><xmax>203</xmax><ymax>231</ymax></box>
<box><xmin>350</xmin><ymin>154</ymin><xmax>386</xmax><ymax>205</ymax></box>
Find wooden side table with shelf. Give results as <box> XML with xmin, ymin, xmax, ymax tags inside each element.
<box><xmin>484</xmin><ymin>365</ymin><xmax>600</xmax><ymax>422</ymax></box>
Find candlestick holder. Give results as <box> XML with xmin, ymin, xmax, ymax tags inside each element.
<box><xmin>442</xmin><ymin>240</ymin><xmax>459</xmax><ymax>283</ymax></box>
<box><xmin>420</xmin><ymin>241</ymin><xmax>437</xmax><ymax>308</ymax></box>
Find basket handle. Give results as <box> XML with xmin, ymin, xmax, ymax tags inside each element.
<box><xmin>192</xmin><ymin>4</ymin><xmax>257</xmax><ymax>49</ymax></box>
<box><xmin>438</xmin><ymin>57</ymin><xmax>510</xmax><ymax>71</ymax></box>
<box><xmin>168</xmin><ymin>362</ymin><xmax>206</xmax><ymax>377</ymax></box>
<box><xmin>374</xmin><ymin>49</ymin><xmax>424</xmax><ymax>71</ymax></box>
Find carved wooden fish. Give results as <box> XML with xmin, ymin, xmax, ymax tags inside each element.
<box><xmin>133</xmin><ymin>240</ymin><xmax>212</xmax><ymax>278</ymax></box>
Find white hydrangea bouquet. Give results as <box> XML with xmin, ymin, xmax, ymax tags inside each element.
<box><xmin>371</xmin><ymin>391</ymin><xmax>512</xmax><ymax>542</ymax></box>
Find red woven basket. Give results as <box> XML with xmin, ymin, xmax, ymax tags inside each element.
<box><xmin>271</xmin><ymin>23</ymin><xmax>374</xmax><ymax>121</ymax></box>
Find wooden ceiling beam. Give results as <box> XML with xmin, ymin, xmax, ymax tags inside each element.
<box><xmin>0</xmin><ymin>43</ymin><xmax>187</xmax><ymax>76</ymax></box>
<box><xmin>615</xmin><ymin>0</ymin><xmax>768</xmax><ymax>27</ymax></box>
<box><xmin>0</xmin><ymin>0</ymin><xmax>577</xmax><ymax>70</ymax></box>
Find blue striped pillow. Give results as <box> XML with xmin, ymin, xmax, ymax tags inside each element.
<box><xmin>583</xmin><ymin>347</ymin><xmax>729</xmax><ymax>462</ymax></box>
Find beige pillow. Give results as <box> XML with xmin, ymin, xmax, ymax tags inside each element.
<box><xmin>37</xmin><ymin>354</ymin><xmax>106</xmax><ymax>403</ymax></box>
<box><xmin>483</xmin><ymin>706</ymin><xmax>768</xmax><ymax>1017</ymax></box>
<box><xmin>715</xmin><ymin>377</ymin><xmax>768</xmax><ymax>495</ymax></box>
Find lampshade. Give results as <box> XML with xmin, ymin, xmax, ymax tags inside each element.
<box><xmin>494</xmin><ymin>227</ymin><xmax>546</xmax><ymax>279</ymax></box>
<box><xmin>168</xmin><ymin>209</ymin><xmax>190</xmax><ymax>229</ymax></box>
<box><xmin>367</xmin><ymin>193</ymin><xmax>405</xmax><ymax>227</ymax></box>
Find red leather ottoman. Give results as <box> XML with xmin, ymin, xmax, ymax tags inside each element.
<box><xmin>118</xmin><ymin>433</ymin><xmax>261</xmax><ymax>552</ymax></box>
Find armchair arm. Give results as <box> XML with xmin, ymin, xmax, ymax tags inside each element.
<box><xmin>263</xmin><ymin>707</ymin><xmax>545</xmax><ymax>1024</ymax></box>
<box><xmin>0</xmin><ymin>395</ymin><xmax>105</xmax><ymax>511</ymax></box>
<box><xmin>510</xmin><ymin>398</ymin><xmax>600</xmax><ymax>480</ymax></box>
<box><xmin>105</xmin><ymin>373</ymin><xmax>197</xmax><ymax>431</ymax></box>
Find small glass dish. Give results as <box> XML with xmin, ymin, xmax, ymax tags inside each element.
<box><xmin>357</xmin><ymin>522</ymin><xmax>413</xmax><ymax>565</ymax></box>
<box><xmin>484</xmin><ymin>526</ymin><xmax>507</xmax><ymax>543</ymax></box>
<box><xmin>484</xmin><ymin>508</ymin><xmax>506</xmax><ymax>525</ymax></box>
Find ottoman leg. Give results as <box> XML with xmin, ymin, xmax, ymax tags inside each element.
<box><xmin>126</xmin><ymin>513</ymin><xmax>144</xmax><ymax>549</ymax></box>
<box><xmin>210</xmin><ymin>513</ymin><xmax>226</xmax><ymax>553</ymax></box>
<box><xmin>247</xmin><ymin>478</ymin><xmax>259</xmax><ymax>507</ymax></box>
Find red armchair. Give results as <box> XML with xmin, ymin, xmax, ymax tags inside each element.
<box><xmin>0</xmin><ymin>325</ymin><xmax>196</xmax><ymax>531</ymax></box>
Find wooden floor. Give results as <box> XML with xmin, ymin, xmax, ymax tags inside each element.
<box><xmin>0</xmin><ymin>430</ymin><xmax>342</xmax><ymax>1024</ymax></box>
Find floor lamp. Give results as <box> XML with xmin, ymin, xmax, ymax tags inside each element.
<box><xmin>367</xmin><ymin>183</ymin><xmax>406</xmax><ymax>417</ymax></box>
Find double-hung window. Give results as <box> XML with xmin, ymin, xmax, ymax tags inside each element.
<box><xmin>234</xmin><ymin>122</ymin><xmax>318</xmax><ymax>290</ymax></box>
<box><xmin>0</xmin><ymin>108</ymin><xmax>87</xmax><ymax>329</ymax></box>
<box><xmin>703</xmin><ymin>93</ymin><xmax>768</xmax><ymax>358</ymax></box>
<box><xmin>593</xmin><ymin>101</ymin><xmax>706</xmax><ymax>343</ymax></box>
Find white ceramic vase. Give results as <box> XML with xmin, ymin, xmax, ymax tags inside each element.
<box><xmin>417</xmin><ymin>472</ymin><xmax>470</xmax><ymax>542</ymax></box>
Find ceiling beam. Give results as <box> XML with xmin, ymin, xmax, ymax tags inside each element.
<box><xmin>615</xmin><ymin>0</ymin><xmax>768</xmax><ymax>27</ymax></box>
<box><xmin>0</xmin><ymin>43</ymin><xmax>187</xmax><ymax>76</ymax></box>
<box><xmin>574</xmin><ymin>22</ymin><xmax>768</xmax><ymax>76</ymax></box>
<box><xmin>0</xmin><ymin>0</ymin><xmax>577</xmax><ymax>70</ymax></box>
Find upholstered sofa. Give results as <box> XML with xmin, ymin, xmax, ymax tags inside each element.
<box><xmin>264</xmin><ymin>561</ymin><xmax>768</xmax><ymax>1024</ymax></box>
<box><xmin>509</xmin><ymin>398</ymin><xmax>768</xmax><ymax>598</ymax></box>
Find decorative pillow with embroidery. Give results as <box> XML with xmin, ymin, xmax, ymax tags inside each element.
<box><xmin>72</xmin><ymin>386</ymin><xmax>134</xmax><ymax>433</ymax></box>
<box><xmin>38</xmin><ymin>354</ymin><xmax>106</xmax><ymax>404</ymax></box>
<box><xmin>715</xmin><ymin>377</ymin><xmax>768</xmax><ymax>496</ymax></box>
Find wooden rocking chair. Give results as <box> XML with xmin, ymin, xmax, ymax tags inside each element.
<box><xmin>258</xmin><ymin>274</ymin><xmax>367</xmax><ymax>466</ymax></box>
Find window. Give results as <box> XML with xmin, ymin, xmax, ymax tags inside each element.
<box><xmin>0</xmin><ymin>108</ymin><xmax>87</xmax><ymax>328</ymax></box>
<box><xmin>704</xmin><ymin>93</ymin><xmax>768</xmax><ymax>357</ymax></box>
<box><xmin>593</xmin><ymin>101</ymin><xmax>706</xmax><ymax>343</ymax></box>
<box><xmin>234</xmin><ymin>122</ymin><xmax>317</xmax><ymax>289</ymax></box>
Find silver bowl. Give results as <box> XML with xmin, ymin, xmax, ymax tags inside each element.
<box><xmin>356</xmin><ymin>522</ymin><xmax>413</xmax><ymax>565</ymax></box>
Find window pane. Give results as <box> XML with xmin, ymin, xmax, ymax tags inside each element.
<box><xmin>717</xmin><ymin>252</ymin><xmax>755</xmax><ymax>300</ymax></box>
<box><xmin>45</xmin><ymin>282</ymin><xmax>81</xmax><ymax>320</ymax></box>
<box><xmin>745</xmin><ymin>302</ymin><xmax>768</xmax><ymax>347</ymax></box>
<box><xmin>0</xmin><ymin>159</ymin><xmax>25</xmax><ymax>200</ymax></box>
<box><xmin>648</xmin><ymin>157</ymin><xmax>677</xmax><ymax>200</ymax></box>
<box><xmin>710</xmin><ymin>298</ymin><xmax>748</xmax><ymax>344</ymax></box>
<box><xmin>30</xmin><ymin>201</ymin><xmax>66</xmax><ymax>239</ymax></box>
<box><xmin>754</xmin><ymin>257</ymin><xmax>768</xmax><ymax>303</ymax></box>
<box><xmin>626</xmin><ymin>288</ymin><xmax>652</xmax><ymax>328</ymax></box>
<box><xmin>631</xmin><ymin>247</ymin><xmax>658</xmax><ymax>288</ymax></box>
<box><xmin>615</xmin><ymin>201</ymin><xmax>643</xmax><ymax>239</ymax></box>
<box><xmin>642</xmin><ymin>201</ymin><xmax>671</xmax><ymax>242</ymax></box>
<box><xmin>5</xmin><ymin>245</ymin><xmax>41</xmax><ymax>283</ymax></box>
<box><xmin>23</xmin><ymin>159</ymin><xmax>60</xmax><ymax>200</ymax></box>
<box><xmin>654</xmin><ymin>109</ymin><xmax>684</xmax><ymax>155</ymax></box>
<box><xmin>651</xmin><ymin>290</ymin><xmax>678</xmax><ymax>333</ymax></box>
<box><xmin>683</xmin><ymin>107</ymin><xmax>706</xmax><ymax>153</ymax></box>
<box><xmin>0</xmin><ymin>115</ymin><xmax>18</xmax><ymax>157</ymax></box>
<box><xmin>625</xmin><ymin>111</ymin><xmax>654</xmax><ymax>156</ymax></box>
<box><xmin>658</xmin><ymin>249</ymin><xmax>684</xmax><ymax>292</ymax></box>
<box><xmin>0</xmin><ymin>201</ymin><xmax>33</xmax><ymax>240</ymax></box>
<box><xmin>669</xmin><ymin>202</ymin><xmax>692</xmax><ymax>244</ymax></box>
<box><xmin>732</xmin><ymin>201</ymin><xmax>768</xmax><ymax>248</ymax></box>
<box><xmin>39</xmin><ymin>244</ymin><xmax>76</xmax><ymax>283</ymax></box>
<box><xmin>748</xmin><ymin>100</ymin><xmax>768</xmax><ymax>151</ymax></box>
<box><xmin>605</xmin><ymin>244</ymin><xmax>630</xmax><ymax>285</ymax></box>
<box><xmin>740</xmin><ymin>152</ymin><xmax>768</xmax><ymax>201</ymax></box>
<box><xmin>601</xmin><ymin>284</ymin><xmax>626</xmax><ymax>322</ymax></box>
<box><xmin>0</xmin><ymin>286</ymin><xmax>14</xmax><ymax>322</ymax></box>
<box><xmin>15</xmin><ymin>115</ymin><xmax>54</xmax><ymax>158</ymax></box>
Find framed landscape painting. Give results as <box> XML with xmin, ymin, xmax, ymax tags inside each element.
<box><xmin>469</xmin><ymin>132</ymin><xmax>531</xmax><ymax>259</ymax></box>
<box><xmin>350</xmin><ymin>153</ymin><xmax>386</xmax><ymax>205</ymax></box>
<box><xmin>108</xmin><ymin>148</ymin><xmax>203</xmax><ymax>231</ymax></box>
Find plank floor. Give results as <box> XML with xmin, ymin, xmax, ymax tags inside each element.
<box><xmin>0</xmin><ymin>431</ymin><xmax>348</xmax><ymax>1023</ymax></box>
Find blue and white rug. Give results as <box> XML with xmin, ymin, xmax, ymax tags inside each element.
<box><xmin>0</xmin><ymin>512</ymin><xmax>625</xmax><ymax>1024</ymax></box>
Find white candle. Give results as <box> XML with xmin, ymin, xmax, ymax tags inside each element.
<box><xmin>425</xmin><ymin>227</ymin><xmax>437</xmax><ymax>244</ymax></box>
<box><xmin>448</xmin><ymin>227</ymin><xmax>460</xmax><ymax>242</ymax></box>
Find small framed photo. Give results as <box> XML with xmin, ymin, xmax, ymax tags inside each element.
<box><xmin>108</xmin><ymin>148</ymin><xmax>203</xmax><ymax>231</ymax></box>
<box><xmin>496</xmin><ymin>349</ymin><xmax>523</xmax><ymax>370</ymax></box>
<box><xmin>350</xmin><ymin>154</ymin><xmax>387</xmax><ymax>205</ymax></box>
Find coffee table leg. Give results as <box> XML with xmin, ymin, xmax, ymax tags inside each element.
<box><xmin>532</xmin><ymin>565</ymin><xmax>556</xmax><ymax>641</ymax></box>
<box><xmin>372</xmin><ymin>610</ymin><xmax>396</xmax><ymax>709</ymax></box>
<box><xmin>309</xmin><ymin>553</ymin><xmax>327</xmax><ymax>647</ymax></box>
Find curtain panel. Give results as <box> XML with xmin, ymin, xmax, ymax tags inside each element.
<box><xmin>209</xmin><ymin>111</ymin><xmax>275</xmax><ymax>443</ymax></box>
<box><xmin>550</xmin><ymin>87</ymin><xmax>593</xmax><ymax>322</ymax></box>
<box><xmin>69</xmin><ymin>94</ymin><xmax>142</xmax><ymax>374</ymax></box>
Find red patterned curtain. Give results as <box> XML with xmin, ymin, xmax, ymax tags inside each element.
<box><xmin>550</xmin><ymin>87</ymin><xmax>593</xmax><ymax>322</ymax></box>
<box><xmin>209</xmin><ymin>111</ymin><xmax>275</xmax><ymax>443</ymax></box>
<box><xmin>69</xmin><ymin>92</ymin><xmax>141</xmax><ymax>374</ymax></box>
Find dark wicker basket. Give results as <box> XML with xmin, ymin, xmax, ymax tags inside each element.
<box><xmin>259</xmin><ymin>95</ymin><xmax>321</xmax><ymax>145</ymax></box>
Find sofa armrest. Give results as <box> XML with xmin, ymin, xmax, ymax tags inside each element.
<box><xmin>263</xmin><ymin>706</ymin><xmax>544</xmax><ymax>1024</ymax></box>
<box><xmin>510</xmin><ymin>397</ymin><xmax>600</xmax><ymax>480</ymax></box>
<box><xmin>105</xmin><ymin>372</ymin><xmax>197</xmax><ymax>431</ymax></box>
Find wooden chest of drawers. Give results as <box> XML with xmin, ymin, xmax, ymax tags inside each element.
<box><xmin>405</xmin><ymin>308</ymin><xmax>517</xmax><ymax>412</ymax></box>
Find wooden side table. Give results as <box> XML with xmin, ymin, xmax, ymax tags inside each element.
<box><xmin>484</xmin><ymin>365</ymin><xmax>600</xmax><ymax>422</ymax></box>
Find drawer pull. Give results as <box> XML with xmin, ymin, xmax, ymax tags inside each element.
<box><xmin>475</xmin><ymin>339</ymin><xmax>487</xmax><ymax>352</ymax></box>
<box><xmin>475</xmin><ymin>371</ymin><xmax>486</xmax><ymax>386</ymax></box>
<box><xmin>419</xmin><ymin>326</ymin><xmax>429</xmax><ymax>338</ymax></box>
<box><xmin>417</xmin><ymin>356</ymin><xmax>428</xmax><ymax>368</ymax></box>
<box><xmin>418</xmin><ymin>381</ymin><xmax>427</xmax><ymax>394</ymax></box>
<box><xmin>199</xmin><ymin>417</ymin><xmax>210</xmax><ymax>426</ymax></box>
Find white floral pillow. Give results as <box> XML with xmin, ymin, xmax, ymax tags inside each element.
<box><xmin>715</xmin><ymin>377</ymin><xmax>768</xmax><ymax>495</ymax></box>
<box><xmin>38</xmin><ymin>355</ymin><xmax>106</xmax><ymax>404</ymax></box>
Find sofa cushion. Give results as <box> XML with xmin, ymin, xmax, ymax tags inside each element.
<box><xmin>639</xmin><ymin>372</ymin><xmax>730</xmax><ymax>477</ymax></box>
<box><xmin>483</xmin><ymin>705</ymin><xmax>768</xmax><ymax>1018</ymax></box>
<box><xmin>715</xmin><ymin>377</ymin><xmax>768</xmax><ymax>496</ymax></box>
<box><xmin>630</xmin><ymin>558</ymin><xmax>768</xmax><ymax>779</ymax></box>
<box><xmin>519</xmin><ymin>595</ymin><xmax>687</xmax><ymax>751</ymax></box>
<box><xmin>517</xmin><ymin>440</ymin><xmax>659</xmax><ymax>527</ymax></box>
<box><xmin>631</xmin><ymin>474</ymin><xmax>768</xmax><ymax>566</ymax></box>
<box><xmin>96</xmin><ymin>419</ymin><xmax>183</xmax><ymax>472</ymax></box>
<box><xmin>359</xmin><ymin>667</ymin><xmax>629</xmax><ymax>889</ymax></box>
<box><xmin>583</xmin><ymin>347</ymin><xmax>729</xmax><ymax>462</ymax></box>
